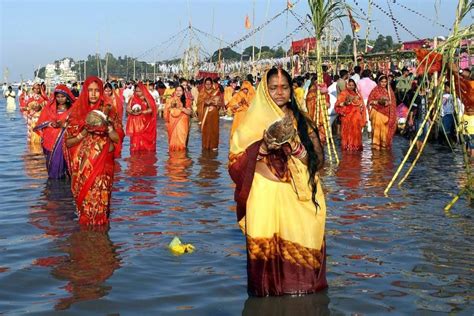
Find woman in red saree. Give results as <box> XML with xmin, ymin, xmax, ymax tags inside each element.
<box><xmin>24</xmin><ymin>83</ymin><xmax>49</xmax><ymax>144</ymax></box>
<box><xmin>197</xmin><ymin>78</ymin><xmax>222</xmax><ymax>150</ymax></box>
<box><xmin>104</xmin><ymin>82</ymin><xmax>123</xmax><ymax>121</ymax></box>
<box><xmin>34</xmin><ymin>85</ymin><xmax>76</xmax><ymax>178</ymax></box>
<box><xmin>335</xmin><ymin>79</ymin><xmax>366</xmax><ymax>151</ymax></box>
<box><xmin>65</xmin><ymin>76</ymin><xmax>124</xmax><ymax>227</ymax></box>
<box><xmin>368</xmin><ymin>75</ymin><xmax>397</xmax><ymax>150</ymax></box>
<box><xmin>164</xmin><ymin>85</ymin><xmax>192</xmax><ymax>151</ymax></box>
<box><xmin>126</xmin><ymin>82</ymin><xmax>157</xmax><ymax>152</ymax></box>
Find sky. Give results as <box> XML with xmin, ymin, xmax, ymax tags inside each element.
<box><xmin>1</xmin><ymin>0</ymin><xmax>471</xmax><ymax>81</ymax></box>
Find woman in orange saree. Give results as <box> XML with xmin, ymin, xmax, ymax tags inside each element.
<box><xmin>164</xmin><ymin>85</ymin><xmax>192</xmax><ymax>151</ymax></box>
<box><xmin>65</xmin><ymin>76</ymin><xmax>124</xmax><ymax>227</ymax></box>
<box><xmin>335</xmin><ymin>79</ymin><xmax>366</xmax><ymax>151</ymax></box>
<box><xmin>228</xmin><ymin>80</ymin><xmax>256</xmax><ymax>138</ymax></box>
<box><xmin>305</xmin><ymin>81</ymin><xmax>330</xmax><ymax>144</ymax></box>
<box><xmin>34</xmin><ymin>85</ymin><xmax>76</xmax><ymax>178</ymax></box>
<box><xmin>197</xmin><ymin>77</ymin><xmax>222</xmax><ymax>150</ymax></box>
<box><xmin>24</xmin><ymin>83</ymin><xmax>48</xmax><ymax>144</ymax></box>
<box><xmin>104</xmin><ymin>82</ymin><xmax>123</xmax><ymax>121</ymax></box>
<box><xmin>229</xmin><ymin>68</ymin><xmax>326</xmax><ymax>296</ymax></box>
<box><xmin>125</xmin><ymin>82</ymin><xmax>157</xmax><ymax>152</ymax></box>
<box><xmin>368</xmin><ymin>75</ymin><xmax>397</xmax><ymax>150</ymax></box>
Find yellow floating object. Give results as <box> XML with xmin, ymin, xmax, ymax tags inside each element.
<box><xmin>168</xmin><ymin>236</ymin><xmax>195</xmax><ymax>255</ymax></box>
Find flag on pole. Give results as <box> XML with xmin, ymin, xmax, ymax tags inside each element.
<box><xmin>347</xmin><ymin>8</ymin><xmax>361</xmax><ymax>33</ymax></box>
<box><xmin>245</xmin><ymin>15</ymin><xmax>251</xmax><ymax>29</ymax></box>
<box><xmin>287</xmin><ymin>0</ymin><xmax>294</xmax><ymax>9</ymax></box>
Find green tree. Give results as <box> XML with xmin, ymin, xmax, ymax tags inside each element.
<box><xmin>338</xmin><ymin>35</ymin><xmax>353</xmax><ymax>54</ymax></box>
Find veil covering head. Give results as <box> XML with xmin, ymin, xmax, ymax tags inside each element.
<box><xmin>68</xmin><ymin>76</ymin><xmax>105</xmax><ymax>129</ymax></box>
<box><xmin>230</xmin><ymin>70</ymin><xmax>286</xmax><ymax>155</ymax></box>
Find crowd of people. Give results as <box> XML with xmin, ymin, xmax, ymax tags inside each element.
<box><xmin>2</xmin><ymin>61</ymin><xmax>473</xmax><ymax>297</ymax></box>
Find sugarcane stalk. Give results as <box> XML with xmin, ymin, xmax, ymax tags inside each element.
<box><xmin>397</xmin><ymin>98</ymin><xmax>441</xmax><ymax>186</ymax></box>
<box><xmin>384</xmin><ymin>78</ymin><xmax>444</xmax><ymax>196</ymax></box>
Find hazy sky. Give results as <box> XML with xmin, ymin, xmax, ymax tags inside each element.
<box><xmin>1</xmin><ymin>0</ymin><xmax>470</xmax><ymax>81</ymax></box>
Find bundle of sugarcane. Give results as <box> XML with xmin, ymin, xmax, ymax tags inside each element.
<box><xmin>308</xmin><ymin>0</ymin><xmax>348</xmax><ymax>165</ymax></box>
<box><xmin>384</xmin><ymin>0</ymin><xmax>473</xmax><ymax>212</ymax></box>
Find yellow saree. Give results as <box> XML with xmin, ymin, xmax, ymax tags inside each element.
<box><xmin>229</xmin><ymin>70</ymin><xmax>327</xmax><ymax>296</ymax></box>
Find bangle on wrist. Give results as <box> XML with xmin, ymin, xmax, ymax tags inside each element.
<box><xmin>76</xmin><ymin>133</ymin><xmax>84</xmax><ymax>140</ymax></box>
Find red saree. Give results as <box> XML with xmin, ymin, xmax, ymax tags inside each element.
<box><xmin>368</xmin><ymin>85</ymin><xmax>397</xmax><ymax>149</ymax></box>
<box><xmin>35</xmin><ymin>85</ymin><xmax>76</xmax><ymax>178</ymax></box>
<box><xmin>105</xmin><ymin>90</ymin><xmax>124</xmax><ymax>122</ymax></box>
<box><xmin>335</xmin><ymin>89</ymin><xmax>366</xmax><ymax>151</ymax></box>
<box><xmin>164</xmin><ymin>95</ymin><xmax>191</xmax><ymax>151</ymax></box>
<box><xmin>65</xmin><ymin>77</ymin><xmax>124</xmax><ymax>227</ymax></box>
<box><xmin>126</xmin><ymin>83</ymin><xmax>157</xmax><ymax>152</ymax></box>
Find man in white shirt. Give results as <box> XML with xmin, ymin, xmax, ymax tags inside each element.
<box><xmin>123</xmin><ymin>83</ymin><xmax>134</xmax><ymax>105</ymax></box>
<box><xmin>147</xmin><ymin>81</ymin><xmax>161</xmax><ymax>106</ymax></box>
<box><xmin>351</xmin><ymin>65</ymin><xmax>361</xmax><ymax>84</ymax></box>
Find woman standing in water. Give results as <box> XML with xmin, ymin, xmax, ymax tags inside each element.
<box><xmin>335</xmin><ymin>79</ymin><xmax>366</xmax><ymax>151</ymax></box>
<box><xmin>228</xmin><ymin>80</ymin><xmax>256</xmax><ymax>138</ymax></box>
<box><xmin>24</xmin><ymin>83</ymin><xmax>48</xmax><ymax>144</ymax></box>
<box><xmin>368</xmin><ymin>75</ymin><xmax>397</xmax><ymax>150</ymax></box>
<box><xmin>35</xmin><ymin>85</ymin><xmax>76</xmax><ymax>178</ymax></box>
<box><xmin>65</xmin><ymin>76</ymin><xmax>124</xmax><ymax>227</ymax></box>
<box><xmin>229</xmin><ymin>68</ymin><xmax>327</xmax><ymax>296</ymax></box>
<box><xmin>104</xmin><ymin>82</ymin><xmax>123</xmax><ymax>121</ymax></box>
<box><xmin>4</xmin><ymin>86</ymin><xmax>17</xmax><ymax>112</ymax></box>
<box><xmin>197</xmin><ymin>77</ymin><xmax>222</xmax><ymax>150</ymax></box>
<box><xmin>164</xmin><ymin>85</ymin><xmax>192</xmax><ymax>151</ymax></box>
<box><xmin>126</xmin><ymin>82</ymin><xmax>157</xmax><ymax>152</ymax></box>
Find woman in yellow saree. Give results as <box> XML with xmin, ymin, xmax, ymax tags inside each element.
<box><xmin>164</xmin><ymin>85</ymin><xmax>192</xmax><ymax>151</ymax></box>
<box><xmin>228</xmin><ymin>81</ymin><xmax>255</xmax><ymax>137</ymax></box>
<box><xmin>229</xmin><ymin>68</ymin><xmax>327</xmax><ymax>296</ymax></box>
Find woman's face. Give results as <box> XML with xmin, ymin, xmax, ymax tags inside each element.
<box><xmin>379</xmin><ymin>78</ymin><xmax>388</xmax><ymax>88</ymax></box>
<box><xmin>88</xmin><ymin>82</ymin><xmax>100</xmax><ymax>104</ymax></box>
<box><xmin>135</xmin><ymin>86</ymin><xmax>144</xmax><ymax>99</ymax></box>
<box><xmin>104</xmin><ymin>86</ymin><xmax>112</xmax><ymax>96</ymax></box>
<box><xmin>204</xmin><ymin>80</ymin><xmax>213</xmax><ymax>90</ymax></box>
<box><xmin>56</xmin><ymin>93</ymin><xmax>67</xmax><ymax>105</ymax></box>
<box><xmin>268</xmin><ymin>73</ymin><xmax>291</xmax><ymax>107</ymax></box>
<box><xmin>175</xmin><ymin>87</ymin><xmax>184</xmax><ymax>97</ymax></box>
<box><xmin>33</xmin><ymin>85</ymin><xmax>40</xmax><ymax>94</ymax></box>
<box><xmin>347</xmin><ymin>81</ymin><xmax>356</xmax><ymax>91</ymax></box>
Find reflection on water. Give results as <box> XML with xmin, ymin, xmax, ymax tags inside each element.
<box><xmin>1</xmin><ymin>106</ymin><xmax>473</xmax><ymax>314</ymax></box>
<box><xmin>51</xmin><ymin>229</ymin><xmax>120</xmax><ymax>311</ymax></box>
<box><xmin>243</xmin><ymin>291</ymin><xmax>330</xmax><ymax>316</ymax></box>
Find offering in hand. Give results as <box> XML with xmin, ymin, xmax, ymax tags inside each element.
<box><xmin>85</xmin><ymin>110</ymin><xmax>108</xmax><ymax>134</ymax></box>
<box><xmin>378</xmin><ymin>97</ymin><xmax>388</xmax><ymax>106</ymax></box>
<box><xmin>131</xmin><ymin>104</ymin><xmax>142</xmax><ymax>113</ymax></box>
<box><xmin>265</xmin><ymin>115</ymin><xmax>296</xmax><ymax>146</ymax></box>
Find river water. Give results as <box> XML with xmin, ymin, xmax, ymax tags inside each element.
<box><xmin>0</xmin><ymin>99</ymin><xmax>473</xmax><ymax>315</ymax></box>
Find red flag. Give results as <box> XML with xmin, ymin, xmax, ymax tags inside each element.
<box><xmin>245</xmin><ymin>15</ymin><xmax>251</xmax><ymax>30</ymax></box>
<box><xmin>347</xmin><ymin>9</ymin><xmax>360</xmax><ymax>33</ymax></box>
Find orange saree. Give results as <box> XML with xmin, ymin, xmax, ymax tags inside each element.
<box><xmin>335</xmin><ymin>89</ymin><xmax>366</xmax><ymax>151</ymax></box>
<box><xmin>197</xmin><ymin>84</ymin><xmax>221</xmax><ymax>150</ymax></box>
<box><xmin>165</xmin><ymin>95</ymin><xmax>191</xmax><ymax>151</ymax></box>
<box><xmin>305</xmin><ymin>82</ymin><xmax>330</xmax><ymax>144</ymax></box>
<box><xmin>368</xmin><ymin>85</ymin><xmax>397</xmax><ymax>149</ymax></box>
<box><xmin>228</xmin><ymin>81</ymin><xmax>256</xmax><ymax>137</ymax></box>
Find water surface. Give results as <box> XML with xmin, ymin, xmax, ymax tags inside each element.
<box><xmin>0</xmin><ymin>100</ymin><xmax>472</xmax><ymax>315</ymax></box>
